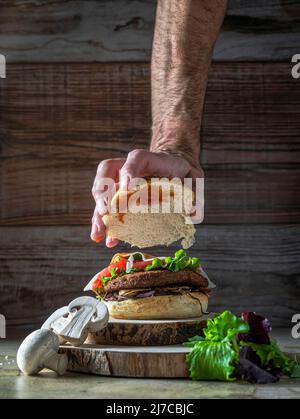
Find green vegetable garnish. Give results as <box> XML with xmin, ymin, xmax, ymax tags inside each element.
<box><xmin>101</xmin><ymin>267</ymin><xmax>118</xmax><ymax>287</ymax></box>
<box><xmin>145</xmin><ymin>258</ymin><xmax>163</xmax><ymax>271</ymax></box>
<box><xmin>204</xmin><ymin>310</ymin><xmax>249</xmax><ymax>344</ymax></box>
<box><xmin>185</xmin><ymin>311</ymin><xmax>249</xmax><ymax>381</ymax></box>
<box><xmin>187</xmin><ymin>341</ymin><xmax>238</xmax><ymax>381</ymax></box>
<box><xmin>145</xmin><ymin>249</ymin><xmax>201</xmax><ymax>273</ymax></box>
<box><xmin>185</xmin><ymin>310</ymin><xmax>300</xmax><ymax>383</ymax></box>
<box><xmin>132</xmin><ymin>253</ymin><xmax>143</xmax><ymax>261</ymax></box>
<box><xmin>241</xmin><ymin>341</ymin><xmax>300</xmax><ymax>378</ymax></box>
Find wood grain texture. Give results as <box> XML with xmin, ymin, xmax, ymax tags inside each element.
<box><xmin>0</xmin><ymin>225</ymin><xmax>299</xmax><ymax>329</ymax></box>
<box><xmin>0</xmin><ymin>0</ymin><xmax>299</xmax><ymax>62</ymax></box>
<box><xmin>87</xmin><ymin>316</ymin><xmax>210</xmax><ymax>346</ymax></box>
<box><xmin>61</xmin><ymin>344</ymin><xmax>189</xmax><ymax>378</ymax></box>
<box><xmin>61</xmin><ymin>338</ymin><xmax>300</xmax><ymax>377</ymax></box>
<box><xmin>1</xmin><ymin>62</ymin><xmax>299</xmax><ymax>225</ymax></box>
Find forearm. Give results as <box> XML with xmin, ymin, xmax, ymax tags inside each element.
<box><xmin>150</xmin><ymin>0</ymin><xmax>227</xmax><ymax>167</ymax></box>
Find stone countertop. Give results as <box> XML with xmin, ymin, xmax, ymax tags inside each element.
<box><xmin>1</xmin><ymin>330</ymin><xmax>299</xmax><ymax>400</ymax></box>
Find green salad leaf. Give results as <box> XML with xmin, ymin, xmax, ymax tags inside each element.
<box><xmin>204</xmin><ymin>310</ymin><xmax>249</xmax><ymax>343</ymax></box>
<box><xmin>187</xmin><ymin>341</ymin><xmax>238</xmax><ymax>381</ymax></box>
<box><xmin>185</xmin><ymin>310</ymin><xmax>300</xmax><ymax>383</ymax></box>
<box><xmin>184</xmin><ymin>335</ymin><xmax>205</xmax><ymax>348</ymax></box>
<box><xmin>185</xmin><ymin>311</ymin><xmax>249</xmax><ymax>381</ymax></box>
<box><xmin>100</xmin><ymin>267</ymin><xmax>118</xmax><ymax>287</ymax></box>
<box><xmin>242</xmin><ymin>340</ymin><xmax>300</xmax><ymax>377</ymax></box>
<box><xmin>145</xmin><ymin>258</ymin><xmax>164</xmax><ymax>271</ymax></box>
<box><xmin>145</xmin><ymin>249</ymin><xmax>200</xmax><ymax>273</ymax></box>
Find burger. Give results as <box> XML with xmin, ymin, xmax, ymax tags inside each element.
<box><xmin>84</xmin><ymin>249</ymin><xmax>214</xmax><ymax>320</ymax></box>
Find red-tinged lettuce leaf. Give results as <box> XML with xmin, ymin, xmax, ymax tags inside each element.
<box><xmin>237</xmin><ymin>346</ymin><xmax>279</xmax><ymax>384</ymax></box>
<box><xmin>204</xmin><ymin>310</ymin><xmax>249</xmax><ymax>343</ymax></box>
<box><xmin>243</xmin><ymin>340</ymin><xmax>300</xmax><ymax>377</ymax></box>
<box><xmin>239</xmin><ymin>312</ymin><xmax>272</xmax><ymax>344</ymax></box>
<box><xmin>186</xmin><ymin>341</ymin><xmax>238</xmax><ymax>381</ymax></box>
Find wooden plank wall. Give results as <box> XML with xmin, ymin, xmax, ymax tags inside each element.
<box><xmin>1</xmin><ymin>0</ymin><xmax>300</xmax><ymax>61</ymax></box>
<box><xmin>0</xmin><ymin>0</ymin><xmax>300</xmax><ymax>332</ymax></box>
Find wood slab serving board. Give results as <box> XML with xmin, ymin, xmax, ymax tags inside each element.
<box><xmin>61</xmin><ymin>316</ymin><xmax>213</xmax><ymax>377</ymax></box>
<box><xmin>86</xmin><ymin>315</ymin><xmax>211</xmax><ymax>346</ymax></box>
<box><xmin>60</xmin><ymin>344</ymin><xmax>190</xmax><ymax>378</ymax></box>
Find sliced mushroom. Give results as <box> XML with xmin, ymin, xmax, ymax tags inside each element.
<box><xmin>36</xmin><ymin>296</ymin><xmax>109</xmax><ymax>348</ymax></box>
<box><xmin>41</xmin><ymin>306</ymin><xmax>70</xmax><ymax>344</ymax></box>
<box><xmin>55</xmin><ymin>297</ymin><xmax>109</xmax><ymax>346</ymax></box>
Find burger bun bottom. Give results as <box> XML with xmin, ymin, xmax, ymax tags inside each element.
<box><xmin>104</xmin><ymin>292</ymin><xmax>209</xmax><ymax>320</ymax></box>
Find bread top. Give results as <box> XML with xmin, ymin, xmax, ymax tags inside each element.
<box><xmin>110</xmin><ymin>178</ymin><xmax>194</xmax><ymax>215</ymax></box>
<box><xmin>104</xmin><ymin>269</ymin><xmax>209</xmax><ymax>293</ymax></box>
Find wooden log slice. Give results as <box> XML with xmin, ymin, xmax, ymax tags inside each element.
<box><xmin>60</xmin><ymin>345</ymin><xmax>190</xmax><ymax>378</ymax></box>
<box><xmin>86</xmin><ymin>315</ymin><xmax>211</xmax><ymax>346</ymax></box>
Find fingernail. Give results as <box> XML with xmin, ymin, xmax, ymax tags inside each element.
<box><xmin>106</xmin><ymin>236</ymin><xmax>118</xmax><ymax>248</ymax></box>
<box><xmin>91</xmin><ymin>224</ymin><xmax>103</xmax><ymax>243</ymax></box>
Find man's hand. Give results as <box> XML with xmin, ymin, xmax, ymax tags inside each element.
<box><xmin>91</xmin><ymin>149</ymin><xmax>203</xmax><ymax>247</ymax></box>
<box><xmin>91</xmin><ymin>0</ymin><xmax>226</xmax><ymax>247</ymax></box>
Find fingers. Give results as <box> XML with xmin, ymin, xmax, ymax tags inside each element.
<box><xmin>91</xmin><ymin>158</ymin><xmax>125</xmax><ymax>245</ymax></box>
<box><xmin>119</xmin><ymin>150</ymin><xmax>146</xmax><ymax>190</ymax></box>
<box><xmin>91</xmin><ymin>153</ymin><xmax>201</xmax><ymax>246</ymax></box>
<box><xmin>92</xmin><ymin>159</ymin><xmax>124</xmax><ymax>210</ymax></box>
<box><xmin>91</xmin><ymin>207</ymin><xmax>120</xmax><ymax>246</ymax></box>
<box><xmin>119</xmin><ymin>149</ymin><xmax>191</xmax><ymax>190</ymax></box>
<box><xmin>106</xmin><ymin>236</ymin><xmax>119</xmax><ymax>248</ymax></box>
<box><xmin>90</xmin><ymin>207</ymin><xmax>105</xmax><ymax>243</ymax></box>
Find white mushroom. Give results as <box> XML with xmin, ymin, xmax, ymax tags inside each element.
<box><xmin>41</xmin><ymin>306</ymin><xmax>70</xmax><ymax>344</ymax></box>
<box><xmin>58</xmin><ymin>297</ymin><xmax>109</xmax><ymax>346</ymax></box>
<box><xmin>17</xmin><ymin>329</ymin><xmax>68</xmax><ymax>376</ymax></box>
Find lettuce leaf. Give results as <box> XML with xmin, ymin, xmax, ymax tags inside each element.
<box><xmin>237</xmin><ymin>346</ymin><xmax>279</xmax><ymax>384</ymax></box>
<box><xmin>144</xmin><ymin>258</ymin><xmax>164</xmax><ymax>271</ymax></box>
<box><xmin>186</xmin><ymin>341</ymin><xmax>238</xmax><ymax>381</ymax></box>
<box><xmin>184</xmin><ymin>335</ymin><xmax>205</xmax><ymax>348</ymax></box>
<box><xmin>145</xmin><ymin>249</ymin><xmax>200</xmax><ymax>273</ymax></box>
<box><xmin>242</xmin><ymin>340</ymin><xmax>300</xmax><ymax>377</ymax></box>
<box><xmin>185</xmin><ymin>310</ymin><xmax>300</xmax><ymax>383</ymax></box>
<box><xmin>185</xmin><ymin>311</ymin><xmax>249</xmax><ymax>381</ymax></box>
<box><xmin>204</xmin><ymin>310</ymin><xmax>249</xmax><ymax>343</ymax></box>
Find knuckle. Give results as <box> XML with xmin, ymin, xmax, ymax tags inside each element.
<box><xmin>97</xmin><ymin>159</ymin><xmax>111</xmax><ymax>172</ymax></box>
<box><xmin>128</xmin><ymin>149</ymin><xmax>145</xmax><ymax>160</ymax></box>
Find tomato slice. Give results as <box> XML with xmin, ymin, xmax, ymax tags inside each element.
<box><xmin>92</xmin><ymin>264</ymin><xmax>117</xmax><ymax>290</ymax></box>
<box><xmin>110</xmin><ymin>253</ymin><xmax>129</xmax><ymax>264</ymax></box>
<box><xmin>96</xmin><ymin>259</ymin><xmax>127</xmax><ymax>279</ymax></box>
<box><xmin>97</xmin><ymin>266</ymin><xmax>111</xmax><ymax>279</ymax></box>
<box><xmin>92</xmin><ymin>277</ymin><xmax>103</xmax><ymax>291</ymax></box>
<box><xmin>132</xmin><ymin>260</ymin><xmax>153</xmax><ymax>270</ymax></box>
<box><xmin>112</xmin><ymin>258</ymin><xmax>128</xmax><ymax>273</ymax></box>
<box><xmin>93</xmin><ymin>258</ymin><xmax>154</xmax><ymax>290</ymax></box>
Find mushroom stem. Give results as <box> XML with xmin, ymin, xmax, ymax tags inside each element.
<box><xmin>44</xmin><ymin>351</ymin><xmax>68</xmax><ymax>375</ymax></box>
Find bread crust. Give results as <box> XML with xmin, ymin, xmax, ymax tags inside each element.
<box><xmin>105</xmin><ymin>292</ymin><xmax>209</xmax><ymax>320</ymax></box>
<box><xmin>103</xmin><ymin>179</ymin><xmax>197</xmax><ymax>249</ymax></box>
<box><xmin>104</xmin><ymin>269</ymin><xmax>209</xmax><ymax>293</ymax></box>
